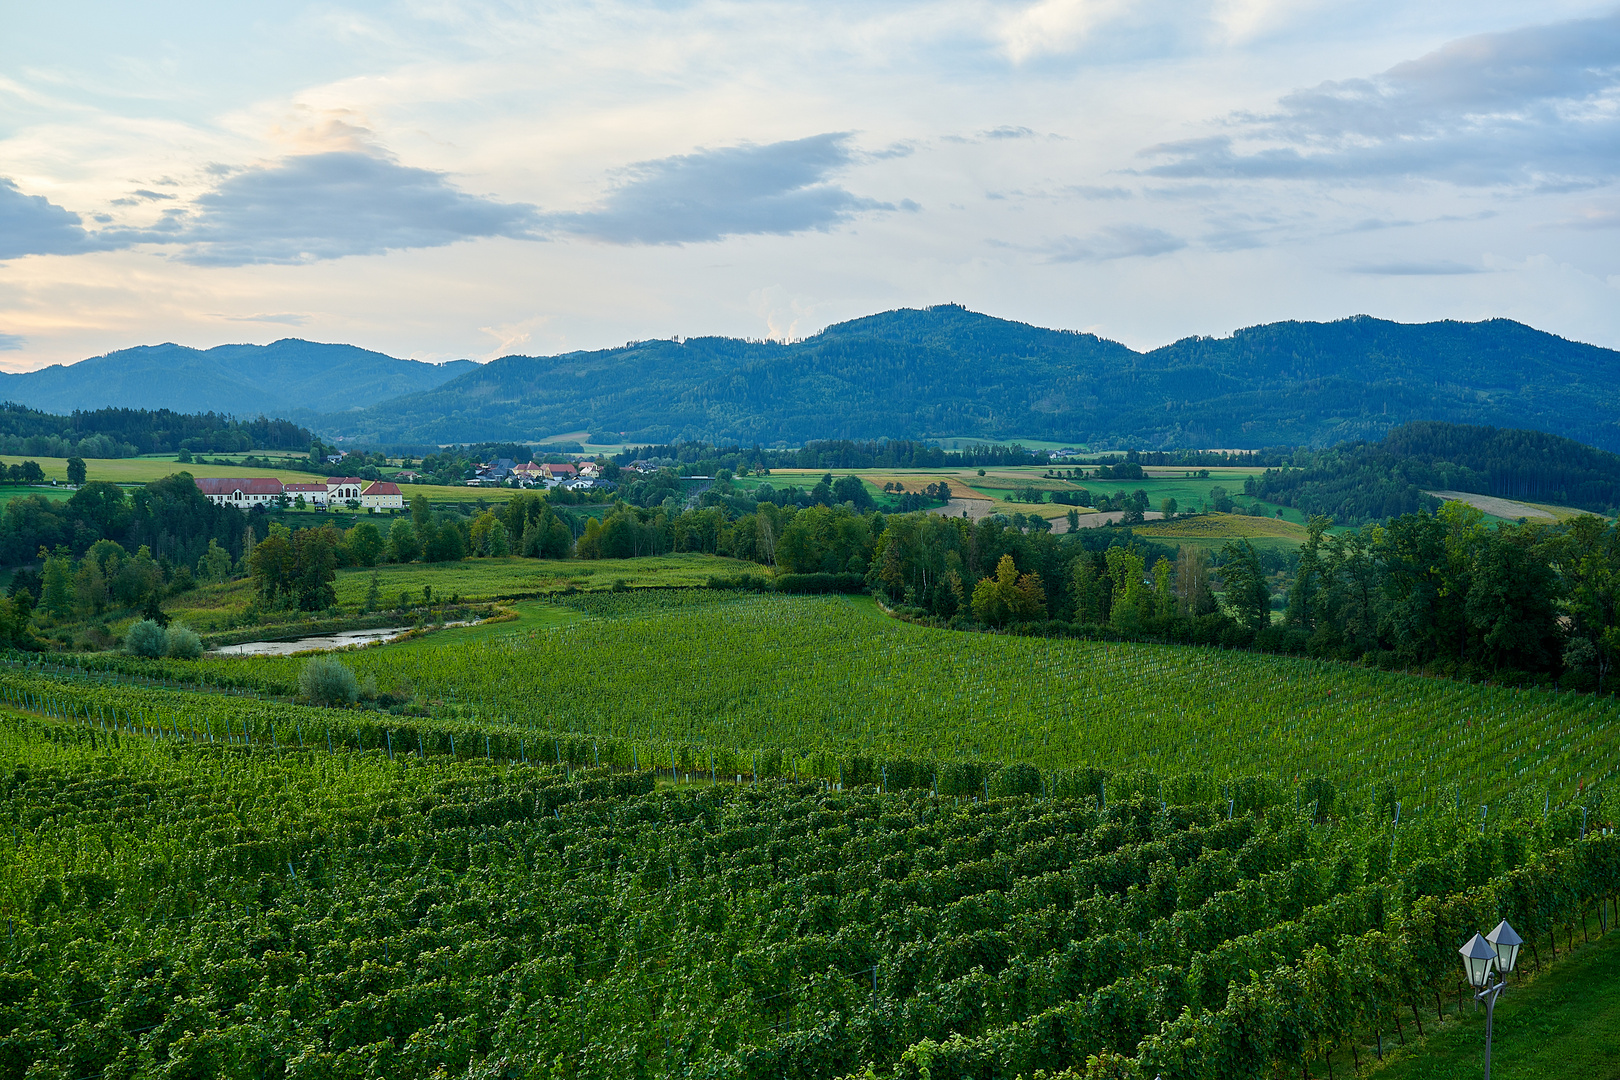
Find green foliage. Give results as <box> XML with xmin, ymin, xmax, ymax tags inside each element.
<box><xmin>299</xmin><ymin>655</ymin><xmax>359</xmax><ymax>706</ymax></box>
<box><xmin>123</xmin><ymin>617</ymin><xmax>166</xmax><ymax>657</ymax></box>
<box><xmin>163</xmin><ymin>622</ymin><xmax>203</xmax><ymax>659</ymax></box>
<box><xmin>1257</xmin><ymin>420</ymin><xmax>1620</xmax><ymax>523</ymax></box>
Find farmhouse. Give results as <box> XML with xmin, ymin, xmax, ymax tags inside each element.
<box><xmin>195</xmin><ymin>477</ymin><xmax>283</xmax><ymax>506</ymax></box>
<box><xmin>543</xmin><ymin>463</ymin><xmax>577</xmax><ymax>481</ymax></box>
<box><xmin>360</xmin><ymin>481</ymin><xmax>404</xmax><ymax>510</ymax></box>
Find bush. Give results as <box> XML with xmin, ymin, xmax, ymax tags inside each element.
<box><xmin>300</xmin><ymin>656</ymin><xmax>359</xmax><ymax>707</ymax></box>
<box><xmin>163</xmin><ymin>623</ymin><xmax>203</xmax><ymax>659</ymax></box>
<box><xmin>772</xmin><ymin>572</ymin><xmax>864</xmax><ymax>594</ymax></box>
<box><xmin>123</xmin><ymin>619</ymin><xmax>166</xmax><ymax>658</ymax></box>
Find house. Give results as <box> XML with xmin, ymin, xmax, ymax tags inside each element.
<box><xmin>393</xmin><ymin>470</ymin><xmax>422</xmax><ymax>482</ymax></box>
<box><xmin>543</xmin><ymin>462</ymin><xmax>577</xmax><ymax>481</ymax></box>
<box><xmin>360</xmin><ymin>481</ymin><xmax>405</xmax><ymax>511</ymax></box>
<box><xmin>327</xmin><ymin>477</ymin><xmax>365</xmax><ymax>504</ymax></box>
<box><xmin>510</xmin><ymin>462</ymin><xmax>544</xmax><ymax>484</ymax></box>
<box><xmin>576</xmin><ymin>460</ymin><xmax>602</xmax><ymax>478</ymax></box>
<box><xmin>196</xmin><ymin>477</ymin><xmax>283</xmax><ymax>506</ymax></box>
<box><xmin>476</xmin><ymin>458</ymin><xmax>515</xmax><ymax>483</ymax></box>
<box><xmin>283</xmin><ymin>482</ymin><xmax>329</xmax><ymax>508</ymax></box>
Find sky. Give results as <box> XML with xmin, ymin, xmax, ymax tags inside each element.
<box><xmin>2</xmin><ymin>1</ymin><xmax>1619</xmax><ymax>369</ymax></box>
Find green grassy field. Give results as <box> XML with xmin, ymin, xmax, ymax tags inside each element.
<box><xmin>1132</xmin><ymin>511</ymin><xmax>1314</xmax><ymax>551</ymax></box>
<box><xmin>330</xmin><ymin>553</ymin><xmax>759</xmax><ymax>606</ymax></box>
<box><xmin>0</xmin><ymin>486</ymin><xmax>70</xmax><ymax>507</ymax></box>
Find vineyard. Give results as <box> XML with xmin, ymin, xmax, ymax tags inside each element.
<box><xmin>0</xmin><ymin>706</ymin><xmax>1614</xmax><ymax>1079</ymax></box>
<box><xmin>2</xmin><ymin>586</ymin><xmax>1619</xmax><ymax>1077</ymax></box>
<box><xmin>36</xmin><ymin>590</ymin><xmax>1620</xmax><ymax>808</ymax></box>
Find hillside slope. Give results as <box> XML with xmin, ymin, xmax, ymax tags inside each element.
<box><xmin>321</xmin><ymin>306</ymin><xmax>1620</xmax><ymax>450</ymax></box>
<box><xmin>0</xmin><ymin>339</ymin><xmax>475</xmax><ymax>418</ymax></box>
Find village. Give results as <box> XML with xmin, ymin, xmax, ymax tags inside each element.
<box><xmin>193</xmin><ymin>456</ymin><xmax>615</xmax><ymax>511</ymax></box>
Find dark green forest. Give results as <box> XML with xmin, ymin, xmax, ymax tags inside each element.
<box><xmin>1254</xmin><ymin>422</ymin><xmax>1620</xmax><ymax>523</ymax></box>
<box><xmin>0</xmin><ymin>404</ymin><xmax>310</xmax><ymax>458</ymax></box>
<box><xmin>319</xmin><ymin>306</ymin><xmax>1620</xmax><ymax>451</ymax></box>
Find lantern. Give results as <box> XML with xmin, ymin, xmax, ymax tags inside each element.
<box><xmin>1459</xmin><ymin>932</ymin><xmax>1496</xmax><ymax>988</ymax></box>
<box><xmin>1486</xmin><ymin>920</ymin><xmax>1523</xmax><ymax>975</ymax></box>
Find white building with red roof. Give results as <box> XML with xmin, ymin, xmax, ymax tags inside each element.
<box><xmin>195</xmin><ymin>477</ymin><xmax>284</xmax><ymax>506</ymax></box>
<box><xmin>326</xmin><ymin>477</ymin><xmax>365</xmax><ymax>504</ymax></box>
<box><xmin>283</xmin><ymin>482</ymin><xmax>329</xmax><ymax>508</ymax></box>
<box><xmin>360</xmin><ymin>481</ymin><xmax>404</xmax><ymax>511</ymax></box>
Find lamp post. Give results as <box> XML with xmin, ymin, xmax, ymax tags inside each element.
<box><xmin>1458</xmin><ymin>919</ymin><xmax>1523</xmax><ymax>1080</ymax></box>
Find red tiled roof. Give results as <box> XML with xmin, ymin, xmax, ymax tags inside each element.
<box><xmin>195</xmin><ymin>477</ymin><xmax>283</xmax><ymax>496</ymax></box>
<box><xmin>544</xmin><ymin>463</ymin><xmax>577</xmax><ymax>475</ymax></box>
<box><xmin>362</xmin><ymin>481</ymin><xmax>403</xmax><ymax>496</ymax></box>
<box><xmin>284</xmin><ymin>483</ymin><xmax>327</xmax><ymax>492</ymax></box>
<box><xmin>327</xmin><ymin>476</ymin><xmax>365</xmax><ymax>485</ymax></box>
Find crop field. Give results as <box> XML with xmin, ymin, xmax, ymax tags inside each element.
<box><xmin>59</xmin><ymin>590</ymin><xmax>1618</xmax><ymax>808</ymax></box>
<box><xmin>0</xmin><ymin>699</ymin><xmax>1612</xmax><ymax>1080</ymax></box>
<box><xmin>1133</xmin><ymin>512</ymin><xmax>1313</xmax><ymax>548</ymax></box>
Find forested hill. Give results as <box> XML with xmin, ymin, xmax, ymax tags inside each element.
<box><xmin>320</xmin><ymin>306</ymin><xmax>1620</xmax><ymax>450</ymax></box>
<box><xmin>0</xmin><ymin>339</ymin><xmax>475</xmax><ymax>418</ymax></box>
<box><xmin>1254</xmin><ymin>421</ymin><xmax>1620</xmax><ymax>523</ymax></box>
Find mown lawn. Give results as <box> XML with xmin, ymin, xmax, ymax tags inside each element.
<box><xmin>1368</xmin><ymin>922</ymin><xmax>1620</xmax><ymax>1079</ymax></box>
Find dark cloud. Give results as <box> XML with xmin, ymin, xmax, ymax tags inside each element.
<box><xmin>0</xmin><ymin>333</ymin><xmax>25</xmax><ymax>351</ymax></box>
<box><xmin>1046</xmin><ymin>224</ymin><xmax>1185</xmax><ymax>262</ymax></box>
<box><xmin>0</xmin><ymin>179</ymin><xmax>110</xmax><ymax>259</ymax></box>
<box><xmin>1139</xmin><ymin>12</ymin><xmax>1620</xmax><ymax>188</ymax></box>
<box><xmin>546</xmin><ymin>134</ymin><xmax>892</xmax><ymax>245</ymax></box>
<box><xmin>169</xmin><ymin>151</ymin><xmax>541</xmax><ymax>265</ymax></box>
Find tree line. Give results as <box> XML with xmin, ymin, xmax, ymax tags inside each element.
<box><xmin>1255</xmin><ymin>421</ymin><xmax>1620</xmax><ymax>523</ymax></box>
<box><xmin>0</xmin><ymin>402</ymin><xmax>311</xmax><ymax>457</ymax></box>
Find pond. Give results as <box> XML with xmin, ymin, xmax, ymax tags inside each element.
<box><xmin>210</xmin><ymin>627</ymin><xmax>412</xmax><ymax>657</ymax></box>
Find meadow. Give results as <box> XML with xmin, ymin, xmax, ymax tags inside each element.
<box><xmin>329</xmin><ymin>553</ymin><xmax>759</xmax><ymax>606</ymax></box>
<box><xmin>1131</xmin><ymin>512</ymin><xmax>1314</xmax><ymax>552</ymax></box>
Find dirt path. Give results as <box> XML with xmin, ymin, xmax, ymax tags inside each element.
<box><xmin>1425</xmin><ymin>490</ymin><xmax>1555</xmax><ymax>521</ymax></box>
<box><xmin>931</xmin><ymin>498</ymin><xmax>995</xmax><ymax>520</ymax></box>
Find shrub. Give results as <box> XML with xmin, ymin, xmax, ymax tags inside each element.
<box><xmin>164</xmin><ymin>623</ymin><xmax>203</xmax><ymax>659</ymax></box>
<box><xmin>300</xmin><ymin>656</ymin><xmax>359</xmax><ymax>707</ymax></box>
<box><xmin>123</xmin><ymin>619</ymin><xmax>166</xmax><ymax>658</ymax></box>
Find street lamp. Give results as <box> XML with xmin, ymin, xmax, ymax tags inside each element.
<box><xmin>1458</xmin><ymin>919</ymin><xmax>1521</xmax><ymax>1080</ymax></box>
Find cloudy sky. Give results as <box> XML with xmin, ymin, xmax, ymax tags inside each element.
<box><xmin>3</xmin><ymin>1</ymin><xmax>1619</xmax><ymax>368</ymax></box>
